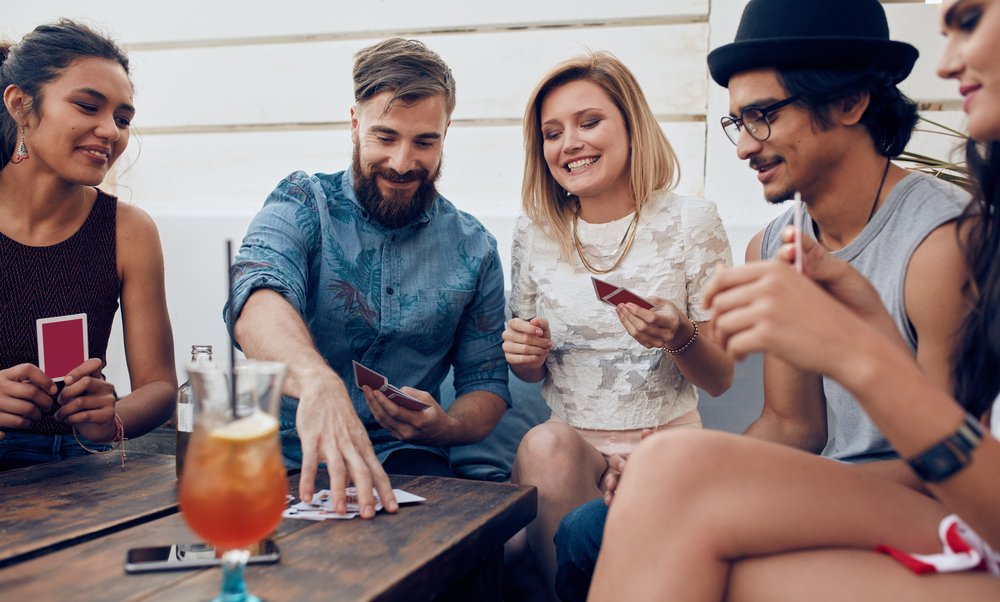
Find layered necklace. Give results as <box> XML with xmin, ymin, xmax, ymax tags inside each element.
<box><xmin>572</xmin><ymin>204</ymin><xmax>642</xmax><ymax>275</ymax></box>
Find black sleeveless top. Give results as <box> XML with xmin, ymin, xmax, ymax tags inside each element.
<box><xmin>0</xmin><ymin>190</ymin><xmax>120</xmax><ymax>434</ymax></box>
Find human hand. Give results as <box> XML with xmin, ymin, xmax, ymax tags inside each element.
<box><xmin>703</xmin><ymin>260</ymin><xmax>871</xmax><ymax>376</ymax></box>
<box><xmin>601</xmin><ymin>428</ymin><xmax>655</xmax><ymax>506</ymax></box>
<box><xmin>54</xmin><ymin>358</ymin><xmax>117</xmax><ymax>442</ymax></box>
<box><xmin>501</xmin><ymin>317</ymin><xmax>551</xmax><ymax>369</ymax></box>
<box><xmin>776</xmin><ymin>226</ymin><xmax>888</xmax><ymax>323</ymax></box>
<box><xmin>296</xmin><ymin>373</ymin><xmax>398</xmax><ymax>519</ymax></box>
<box><xmin>616</xmin><ymin>297</ymin><xmax>685</xmax><ymax>349</ymax></box>
<box><xmin>0</xmin><ymin>363</ymin><xmax>56</xmax><ymax>430</ymax></box>
<box><xmin>363</xmin><ymin>386</ymin><xmax>454</xmax><ymax>446</ymax></box>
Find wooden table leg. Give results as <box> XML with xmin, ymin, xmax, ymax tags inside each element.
<box><xmin>434</xmin><ymin>548</ymin><xmax>503</xmax><ymax>602</ymax></box>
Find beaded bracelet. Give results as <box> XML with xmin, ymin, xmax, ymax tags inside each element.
<box><xmin>663</xmin><ymin>320</ymin><xmax>700</xmax><ymax>357</ymax></box>
<box><xmin>73</xmin><ymin>412</ymin><xmax>127</xmax><ymax>468</ymax></box>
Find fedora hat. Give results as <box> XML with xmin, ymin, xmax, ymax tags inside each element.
<box><xmin>707</xmin><ymin>0</ymin><xmax>918</xmax><ymax>87</ymax></box>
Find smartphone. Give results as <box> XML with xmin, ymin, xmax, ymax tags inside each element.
<box><xmin>124</xmin><ymin>540</ymin><xmax>280</xmax><ymax>573</ymax></box>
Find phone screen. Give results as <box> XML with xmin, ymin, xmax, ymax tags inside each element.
<box><xmin>125</xmin><ymin>540</ymin><xmax>279</xmax><ymax>573</ymax></box>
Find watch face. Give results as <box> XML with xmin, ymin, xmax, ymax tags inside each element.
<box><xmin>917</xmin><ymin>446</ymin><xmax>963</xmax><ymax>480</ymax></box>
<box><xmin>910</xmin><ymin>415</ymin><xmax>982</xmax><ymax>483</ymax></box>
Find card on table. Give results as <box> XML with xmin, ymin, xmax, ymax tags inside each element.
<box><xmin>282</xmin><ymin>487</ymin><xmax>426</xmax><ymax>520</ymax></box>
<box><xmin>36</xmin><ymin>313</ymin><xmax>88</xmax><ymax>381</ymax></box>
<box><xmin>590</xmin><ymin>277</ymin><xmax>654</xmax><ymax>310</ymax></box>
<box><xmin>351</xmin><ymin>360</ymin><xmax>431</xmax><ymax>411</ymax></box>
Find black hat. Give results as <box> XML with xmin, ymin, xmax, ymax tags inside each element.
<box><xmin>707</xmin><ymin>0</ymin><xmax>918</xmax><ymax>87</ymax></box>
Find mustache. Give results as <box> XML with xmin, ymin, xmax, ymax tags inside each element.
<box><xmin>749</xmin><ymin>155</ymin><xmax>783</xmax><ymax>171</ymax></box>
<box><xmin>369</xmin><ymin>166</ymin><xmax>428</xmax><ymax>184</ymax></box>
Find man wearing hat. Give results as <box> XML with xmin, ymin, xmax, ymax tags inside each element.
<box><xmin>551</xmin><ymin>1</ymin><xmax>969</xmax><ymax>599</ymax></box>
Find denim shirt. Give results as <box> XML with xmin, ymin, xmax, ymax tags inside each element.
<box><xmin>225</xmin><ymin>169</ymin><xmax>510</xmax><ymax>464</ymax></box>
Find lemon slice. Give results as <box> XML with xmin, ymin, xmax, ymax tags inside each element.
<box><xmin>210</xmin><ymin>411</ymin><xmax>278</xmax><ymax>441</ymax></box>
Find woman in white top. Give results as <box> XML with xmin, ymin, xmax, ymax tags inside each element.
<box><xmin>590</xmin><ymin>1</ymin><xmax>1000</xmax><ymax>599</ymax></box>
<box><xmin>502</xmin><ymin>52</ymin><xmax>735</xmax><ymax>599</ymax></box>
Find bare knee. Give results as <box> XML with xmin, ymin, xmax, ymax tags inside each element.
<box><xmin>623</xmin><ymin>430</ymin><xmax>741</xmax><ymax>501</ymax></box>
<box><xmin>513</xmin><ymin>422</ymin><xmax>598</xmax><ymax>486</ymax></box>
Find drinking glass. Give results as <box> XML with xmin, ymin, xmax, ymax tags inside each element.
<box><xmin>179</xmin><ymin>360</ymin><xmax>288</xmax><ymax>602</ymax></box>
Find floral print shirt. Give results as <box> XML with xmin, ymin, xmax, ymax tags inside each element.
<box><xmin>226</xmin><ymin>170</ymin><xmax>510</xmax><ymax>460</ymax></box>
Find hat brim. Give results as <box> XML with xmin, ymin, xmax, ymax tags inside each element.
<box><xmin>707</xmin><ymin>37</ymin><xmax>918</xmax><ymax>87</ymax></box>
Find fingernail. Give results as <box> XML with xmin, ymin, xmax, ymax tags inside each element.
<box><xmin>365</xmin><ymin>504</ymin><xmax>375</xmax><ymax>517</ymax></box>
<box><xmin>388</xmin><ymin>501</ymin><xmax>399</xmax><ymax>512</ymax></box>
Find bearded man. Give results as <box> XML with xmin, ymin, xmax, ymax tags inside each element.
<box><xmin>225</xmin><ymin>38</ymin><xmax>509</xmax><ymax>517</ymax></box>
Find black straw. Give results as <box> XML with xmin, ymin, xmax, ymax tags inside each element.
<box><xmin>226</xmin><ymin>239</ymin><xmax>237</xmax><ymax>417</ymax></box>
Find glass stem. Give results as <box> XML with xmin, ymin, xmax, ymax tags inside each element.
<box><xmin>219</xmin><ymin>549</ymin><xmax>252</xmax><ymax>601</ymax></box>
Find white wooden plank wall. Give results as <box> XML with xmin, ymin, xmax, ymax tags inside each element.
<box><xmin>3</xmin><ymin>1</ymin><xmax>964</xmax><ymax>389</ymax></box>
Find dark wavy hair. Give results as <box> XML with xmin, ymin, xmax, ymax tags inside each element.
<box><xmin>777</xmin><ymin>66</ymin><xmax>919</xmax><ymax>157</ymax></box>
<box><xmin>0</xmin><ymin>19</ymin><xmax>130</xmax><ymax>170</ymax></box>
<box><xmin>952</xmin><ymin>140</ymin><xmax>1000</xmax><ymax>420</ymax></box>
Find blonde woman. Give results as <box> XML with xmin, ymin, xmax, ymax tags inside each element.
<box><xmin>501</xmin><ymin>52</ymin><xmax>734</xmax><ymax>599</ymax></box>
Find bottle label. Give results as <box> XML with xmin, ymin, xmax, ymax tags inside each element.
<box><xmin>177</xmin><ymin>404</ymin><xmax>194</xmax><ymax>433</ymax></box>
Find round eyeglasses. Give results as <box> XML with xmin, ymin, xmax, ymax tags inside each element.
<box><xmin>720</xmin><ymin>96</ymin><xmax>800</xmax><ymax>145</ymax></box>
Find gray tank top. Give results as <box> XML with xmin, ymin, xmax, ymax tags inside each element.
<box><xmin>761</xmin><ymin>172</ymin><xmax>968</xmax><ymax>462</ymax></box>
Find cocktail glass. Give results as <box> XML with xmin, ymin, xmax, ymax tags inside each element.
<box><xmin>179</xmin><ymin>360</ymin><xmax>288</xmax><ymax>602</ymax></box>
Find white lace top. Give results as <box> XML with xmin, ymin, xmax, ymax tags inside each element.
<box><xmin>509</xmin><ymin>190</ymin><xmax>732</xmax><ymax>430</ymax></box>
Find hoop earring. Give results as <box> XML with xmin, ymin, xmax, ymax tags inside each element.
<box><xmin>11</xmin><ymin>125</ymin><xmax>30</xmax><ymax>163</ymax></box>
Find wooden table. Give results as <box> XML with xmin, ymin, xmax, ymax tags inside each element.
<box><xmin>0</xmin><ymin>454</ymin><xmax>537</xmax><ymax>601</ymax></box>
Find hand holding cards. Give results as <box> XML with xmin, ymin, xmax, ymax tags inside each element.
<box><xmin>352</xmin><ymin>361</ymin><xmax>430</xmax><ymax>411</ymax></box>
<box><xmin>591</xmin><ymin>277</ymin><xmax>654</xmax><ymax>310</ymax></box>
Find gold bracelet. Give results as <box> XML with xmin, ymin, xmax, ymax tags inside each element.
<box><xmin>663</xmin><ymin>320</ymin><xmax>699</xmax><ymax>357</ymax></box>
<box><xmin>73</xmin><ymin>412</ymin><xmax>127</xmax><ymax>467</ymax></box>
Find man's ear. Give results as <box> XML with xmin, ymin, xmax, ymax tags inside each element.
<box><xmin>350</xmin><ymin>104</ymin><xmax>360</xmax><ymax>146</ymax></box>
<box><xmin>838</xmin><ymin>91</ymin><xmax>870</xmax><ymax>127</ymax></box>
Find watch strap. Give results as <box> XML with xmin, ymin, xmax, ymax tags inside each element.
<box><xmin>907</xmin><ymin>413</ymin><xmax>984</xmax><ymax>483</ymax></box>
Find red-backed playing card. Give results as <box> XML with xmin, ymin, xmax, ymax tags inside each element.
<box><xmin>352</xmin><ymin>360</ymin><xmax>387</xmax><ymax>391</ymax></box>
<box><xmin>591</xmin><ymin>277</ymin><xmax>654</xmax><ymax>310</ymax></box>
<box><xmin>351</xmin><ymin>361</ymin><xmax>430</xmax><ymax>411</ymax></box>
<box><xmin>36</xmin><ymin>313</ymin><xmax>88</xmax><ymax>381</ymax></box>
<box><xmin>604</xmin><ymin>288</ymin><xmax>654</xmax><ymax>310</ymax></box>
<box><xmin>591</xmin><ymin>276</ymin><xmax>618</xmax><ymax>300</ymax></box>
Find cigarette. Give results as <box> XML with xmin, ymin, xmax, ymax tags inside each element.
<box><xmin>793</xmin><ymin>193</ymin><xmax>804</xmax><ymax>274</ymax></box>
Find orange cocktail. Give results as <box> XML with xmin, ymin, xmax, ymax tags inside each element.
<box><xmin>179</xmin><ymin>411</ymin><xmax>287</xmax><ymax>550</ymax></box>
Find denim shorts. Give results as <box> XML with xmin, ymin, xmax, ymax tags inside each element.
<box><xmin>0</xmin><ymin>430</ymin><xmax>111</xmax><ymax>471</ymax></box>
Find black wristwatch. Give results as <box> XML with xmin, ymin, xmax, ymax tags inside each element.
<box><xmin>907</xmin><ymin>413</ymin><xmax>984</xmax><ymax>483</ymax></box>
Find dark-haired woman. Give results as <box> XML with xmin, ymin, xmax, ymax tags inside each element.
<box><xmin>589</xmin><ymin>1</ymin><xmax>1000</xmax><ymax>599</ymax></box>
<box><xmin>0</xmin><ymin>20</ymin><xmax>176</xmax><ymax>470</ymax></box>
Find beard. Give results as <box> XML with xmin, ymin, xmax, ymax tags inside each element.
<box><xmin>352</xmin><ymin>145</ymin><xmax>442</xmax><ymax>229</ymax></box>
<box><xmin>750</xmin><ymin>155</ymin><xmax>796</xmax><ymax>205</ymax></box>
<box><xmin>765</xmin><ymin>185</ymin><xmax>797</xmax><ymax>205</ymax></box>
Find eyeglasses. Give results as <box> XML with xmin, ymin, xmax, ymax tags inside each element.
<box><xmin>720</xmin><ymin>96</ymin><xmax>800</xmax><ymax>145</ymax></box>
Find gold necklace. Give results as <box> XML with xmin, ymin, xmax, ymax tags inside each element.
<box><xmin>572</xmin><ymin>207</ymin><xmax>641</xmax><ymax>274</ymax></box>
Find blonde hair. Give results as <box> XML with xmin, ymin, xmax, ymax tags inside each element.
<box><xmin>521</xmin><ymin>51</ymin><xmax>680</xmax><ymax>258</ymax></box>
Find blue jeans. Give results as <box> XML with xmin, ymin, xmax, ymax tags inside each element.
<box><xmin>554</xmin><ymin>498</ymin><xmax>608</xmax><ymax>602</ymax></box>
<box><xmin>0</xmin><ymin>431</ymin><xmax>110</xmax><ymax>471</ymax></box>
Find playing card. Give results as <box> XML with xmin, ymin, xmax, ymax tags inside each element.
<box><xmin>36</xmin><ymin>313</ymin><xmax>88</xmax><ymax>381</ymax></box>
<box><xmin>384</xmin><ymin>386</ymin><xmax>431</xmax><ymax>411</ymax></box>
<box><xmin>591</xmin><ymin>277</ymin><xmax>654</xmax><ymax>310</ymax></box>
<box><xmin>351</xmin><ymin>360</ymin><xmax>430</xmax><ymax>411</ymax></box>
<box><xmin>352</xmin><ymin>360</ymin><xmax>387</xmax><ymax>390</ymax></box>
<box><xmin>282</xmin><ymin>487</ymin><xmax>426</xmax><ymax>521</ymax></box>
<box><xmin>603</xmin><ymin>288</ymin><xmax>654</xmax><ymax>310</ymax></box>
<box><xmin>591</xmin><ymin>276</ymin><xmax>619</xmax><ymax>300</ymax></box>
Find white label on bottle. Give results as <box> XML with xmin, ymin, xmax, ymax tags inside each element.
<box><xmin>178</xmin><ymin>404</ymin><xmax>194</xmax><ymax>433</ymax></box>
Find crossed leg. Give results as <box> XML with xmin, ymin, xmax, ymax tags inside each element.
<box><xmin>589</xmin><ymin>429</ymin><xmax>975</xmax><ymax>601</ymax></box>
